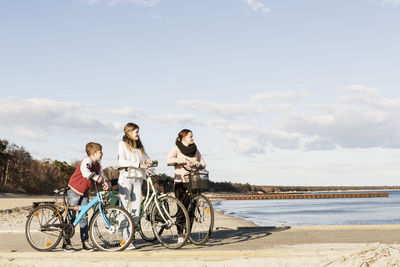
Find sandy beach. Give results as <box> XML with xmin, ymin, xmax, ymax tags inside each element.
<box><xmin>1</xmin><ymin>193</ymin><xmax>400</xmax><ymax>266</ymax></box>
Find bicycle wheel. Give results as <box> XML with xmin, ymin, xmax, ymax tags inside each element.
<box><xmin>25</xmin><ymin>205</ymin><xmax>63</xmax><ymax>251</ymax></box>
<box><xmin>89</xmin><ymin>205</ymin><xmax>134</xmax><ymax>252</ymax></box>
<box><xmin>189</xmin><ymin>194</ymin><xmax>214</xmax><ymax>245</ymax></box>
<box><xmin>151</xmin><ymin>195</ymin><xmax>189</xmax><ymax>249</ymax></box>
<box><xmin>138</xmin><ymin>202</ymin><xmax>157</xmax><ymax>242</ymax></box>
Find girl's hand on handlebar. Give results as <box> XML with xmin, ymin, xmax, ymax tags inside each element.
<box><xmin>139</xmin><ymin>163</ymin><xmax>150</xmax><ymax>169</ymax></box>
<box><xmin>145</xmin><ymin>158</ymin><xmax>153</xmax><ymax>165</ymax></box>
<box><xmin>177</xmin><ymin>158</ymin><xmax>187</xmax><ymax>165</ymax></box>
<box><xmin>186</xmin><ymin>159</ymin><xmax>200</xmax><ymax>168</ymax></box>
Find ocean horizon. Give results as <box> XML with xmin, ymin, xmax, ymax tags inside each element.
<box><xmin>213</xmin><ymin>190</ymin><xmax>400</xmax><ymax>226</ymax></box>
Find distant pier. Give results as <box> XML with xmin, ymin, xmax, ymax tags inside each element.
<box><xmin>208</xmin><ymin>192</ymin><xmax>389</xmax><ymax>201</ymax></box>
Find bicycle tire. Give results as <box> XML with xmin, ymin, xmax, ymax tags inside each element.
<box><xmin>89</xmin><ymin>205</ymin><xmax>134</xmax><ymax>252</ymax></box>
<box><xmin>25</xmin><ymin>205</ymin><xmax>63</xmax><ymax>251</ymax></box>
<box><xmin>138</xmin><ymin>201</ymin><xmax>157</xmax><ymax>242</ymax></box>
<box><xmin>151</xmin><ymin>195</ymin><xmax>190</xmax><ymax>249</ymax></box>
<box><xmin>188</xmin><ymin>194</ymin><xmax>214</xmax><ymax>245</ymax></box>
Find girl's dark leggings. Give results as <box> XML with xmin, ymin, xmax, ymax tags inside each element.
<box><xmin>174</xmin><ymin>182</ymin><xmax>195</xmax><ymax>235</ymax></box>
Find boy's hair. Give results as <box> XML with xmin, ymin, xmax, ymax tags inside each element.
<box><xmin>86</xmin><ymin>142</ymin><xmax>102</xmax><ymax>156</ymax></box>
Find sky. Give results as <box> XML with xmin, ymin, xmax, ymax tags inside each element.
<box><xmin>1</xmin><ymin>0</ymin><xmax>400</xmax><ymax>186</ymax></box>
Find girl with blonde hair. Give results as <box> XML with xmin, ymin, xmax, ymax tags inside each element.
<box><xmin>118</xmin><ymin>122</ymin><xmax>153</xmax><ymax>249</ymax></box>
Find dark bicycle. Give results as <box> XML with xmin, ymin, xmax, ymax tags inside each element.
<box><xmin>168</xmin><ymin>163</ymin><xmax>214</xmax><ymax>245</ymax></box>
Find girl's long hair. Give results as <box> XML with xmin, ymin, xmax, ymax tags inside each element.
<box><xmin>123</xmin><ymin>123</ymin><xmax>145</xmax><ymax>154</ymax></box>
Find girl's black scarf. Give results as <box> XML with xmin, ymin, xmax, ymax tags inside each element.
<box><xmin>176</xmin><ymin>140</ymin><xmax>197</xmax><ymax>157</ymax></box>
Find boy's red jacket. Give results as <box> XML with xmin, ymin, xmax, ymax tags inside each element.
<box><xmin>68</xmin><ymin>157</ymin><xmax>104</xmax><ymax>196</ymax></box>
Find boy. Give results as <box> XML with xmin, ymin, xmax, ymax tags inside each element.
<box><xmin>63</xmin><ymin>142</ymin><xmax>111</xmax><ymax>252</ymax></box>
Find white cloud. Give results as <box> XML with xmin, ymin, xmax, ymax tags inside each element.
<box><xmin>168</xmin><ymin>77</ymin><xmax>178</xmax><ymax>87</ymax></box>
<box><xmin>227</xmin><ymin>136</ymin><xmax>266</xmax><ymax>155</ymax></box>
<box><xmin>380</xmin><ymin>0</ymin><xmax>400</xmax><ymax>7</ymax></box>
<box><xmin>282</xmin><ymin>86</ymin><xmax>400</xmax><ymax>149</ymax></box>
<box><xmin>251</xmin><ymin>90</ymin><xmax>311</xmax><ymax>101</ymax></box>
<box><xmin>303</xmin><ymin>136</ymin><xmax>336</xmax><ymax>151</ymax></box>
<box><xmin>206</xmin><ymin>119</ymin><xmax>256</xmax><ymax>133</ymax></box>
<box><xmin>107</xmin><ymin>0</ymin><xmax>158</xmax><ymax>6</ymax></box>
<box><xmin>178</xmin><ymin>85</ymin><xmax>400</xmax><ymax>153</ymax></box>
<box><xmin>341</xmin><ymin>84</ymin><xmax>380</xmax><ymax>94</ymax></box>
<box><xmin>340</xmin><ymin>84</ymin><xmax>400</xmax><ymax>109</ymax></box>
<box><xmin>0</xmin><ymin>97</ymin><xmax>117</xmax><ymax>136</ymax></box>
<box><xmin>206</xmin><ymin>119</ymin><xmax>301</xmax><ymax>154</ymax></box>
<box><xmin>77</xmin><ymin>0</ymin><xmax>158</xmax><ymax>6</ymax></box>
<box><xmin>104</xmin><ymin>107</ymin><xmax>145</xmax><ymax>118</ymax></box>
<box><xmin>242</xmin><ymin>0</ymin><xmax>270</xmax><ymax>13</ymax></box>
<box><xmin>178</xmin><ymin>99</ymin><xmax>291</xmax><ymax>118</ymax></box>
<box><xmin>15</xmin><ymin>127</ymin><xmax>46</xmax><ymax>142</ymax></box>
<box><xmin>149</xmin><ymin>114</ymin><xmax>201</xmax><ymax>125</ymax></box>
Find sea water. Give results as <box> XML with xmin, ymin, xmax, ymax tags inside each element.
<box><xmin>213</xmin><ymin>191</ymin><xmax>400</xmax><ymax>226</ymax></box>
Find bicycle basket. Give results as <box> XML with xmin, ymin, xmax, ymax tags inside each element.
<box><xmin>151</xmin><ymin>176</ymin><xmax>174</xmax><ymax>193</ymax></box>
<box><xmin>188</xmin><ymin>170</ymin><xmax>209</xmax><ymax>191</ymax></box>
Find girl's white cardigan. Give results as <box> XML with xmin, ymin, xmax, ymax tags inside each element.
<box><xmin>118</xmin><ymin>141</ymin><xmax>150</xmax><ymax>179</ymax></box>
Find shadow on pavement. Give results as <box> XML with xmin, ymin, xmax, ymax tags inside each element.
<box><xmin>205</xmin><ymin>226</ymin><xmax>291</xmax><ymax>247</ymax></box>
<box><xmin>135</xmin><ymin>226</ymin><xmax>291</xmax><ymax>251</ymax></box>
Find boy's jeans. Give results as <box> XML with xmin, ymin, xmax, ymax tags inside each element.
<box><xmin>67</xmin><ymin>190</ymin><xmax>89</xmax><ymax>242</ymax></box>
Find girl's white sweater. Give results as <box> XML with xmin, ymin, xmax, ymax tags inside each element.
<box><xmin>118</xmin><ymin>141</ymin><xmax>150</xmax><ymax>179</ymax></box>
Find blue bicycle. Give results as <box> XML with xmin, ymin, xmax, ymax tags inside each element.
<box><xmin>25</xmin><ymin>183</ymin><xmax>134</xmax><ymax>252</ymax></box>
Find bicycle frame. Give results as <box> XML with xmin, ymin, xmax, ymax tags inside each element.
<box><xmin>139</xmin><ymin>170</ymin><xmax>171</xmax><ymax>225</ymax></box>
<box><xmin>71</xmin><ymin>192</ymin><xmax>111</xmax><ymax>229</ymax></box>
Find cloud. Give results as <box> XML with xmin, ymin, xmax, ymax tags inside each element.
<box><xmin>104</xmin><ymin>107</ymin><xmax>145</xmax><ymax>118</ymax></box>
<box><xmin>206</xmin><ymin>119</ymin><xmax>256</xmax><ymax>133</ymax></box>
<box><xmin>168</xmin><ymin>77</ymin><xmax>178</xmax><ymax>87</ymax></box>
<box><xmin>207</xmin><ymin>119</ymin><xmax>301</xmax><ymax>154</ymax></box>
<box><xmin>379</xmin><ymin>0</ymin><xmax>400</xmax><ymax>7</ymax></box>
<box><xmin>77</xmin><ymin>0</ymin><xmax>158</xmax><ymax>6</ymax></box>
<box><xmin>178</xmin><ymin>86</ymin><xmax>400</xmax><ymax>153</ymax></box>
<box><xmin>226</xmin><ymin>136</ymin><xmax>266</xmax><ymax>155</ymax></box>
<box><xmin>251</xmin><ymin>90</ymin><xmax>311</xmax><ymax>101</ymax></box>
<box><xmin>282</xmin><ymin>86</ymin><xmax>400</xmax><ymax>149</ymax></box>
<box><xmin>149</xmin><ymin>114</ymin><xmax>202</xmax><ymax>125</ymax></box>
<box><xmin>0</xmin><ymin>97</ymin><xmax>117</xmax><ymax>137</ymax></box>
<box><xmin>178</xmin><ymin>99</ymin><xmax>291</xmax><ymax>118</ymax></box>
<box><xmin>152</xmin><ymin>14</ymin><xmax>162</xmax><ymax>20</ymax></box>
<box><xmin>303</xmin><ymin>136</ymin><xmax>336</xmax><ymax>151</ymax></box>
<box><xmin>15</xmin><ymin>127</ymin><xmax>46</xmax><ymax>142</ymax></box>
<box><xmin>340</xmin><ymin>84</ymin><xmax>400</xmax><ymax>109</ymax></box>
<box><xmin>242</xmin><ymin>0</ymin><xmax>270</xmax><ymax>13</ymax></box>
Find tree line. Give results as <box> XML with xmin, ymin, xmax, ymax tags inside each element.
<box><xmin>1</xmin><ymin>139</ymin><xmax>399</xmax><ymax>195</ymax></box>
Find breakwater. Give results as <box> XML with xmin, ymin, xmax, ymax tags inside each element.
<box><xmin>208</xmin><ymin>192</ymin><xmax>389</xmax><ymax>201</ymax></box>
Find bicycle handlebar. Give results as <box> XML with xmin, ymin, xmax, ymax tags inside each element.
<box><xmin>53</xmin><ymin>187</ymin><xmax>69</xmax><ymax>195</ymax></box>
<box><xmin>167</xmin><ymin>162</ymin><xmax>204</xmax><ymax>172</ymax></box>
<box><xmin>118</xmin><ymin>160</ymin><xmax>158</xmax><ymax>171</ymax></box>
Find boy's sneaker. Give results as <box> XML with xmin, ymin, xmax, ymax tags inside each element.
<box><xmin>82</xmin><ymin>241</ymin><xmax>95</xmax><ymax>251</ymax></box>
<box><xmin>62</xmin><ymin>243</ymin><xmax>75</xmax><ymax>252</ymax></box>
<box><xmin>126</xmin><ymin>243</ymin><xmax>138</xmax><ymax>250</ymax></box>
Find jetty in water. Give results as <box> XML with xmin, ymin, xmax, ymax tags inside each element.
<box><xmin>208</xmin><ymin>192</ymin><xmax>389</xmax><ymax>201</ymax></box>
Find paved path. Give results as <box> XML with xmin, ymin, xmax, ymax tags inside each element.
<box><xmin>1</xmin><ymin>225</ymin><xmax>400</xmax><ymax>266</ymax></box>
